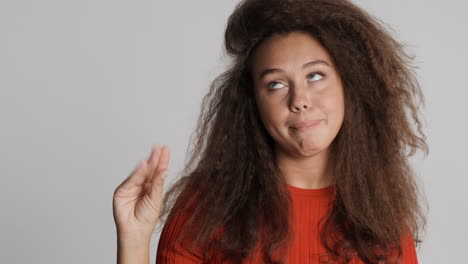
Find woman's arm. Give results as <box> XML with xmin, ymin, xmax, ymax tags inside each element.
<box><xmin>117</xmin><ymin>235</ymin><xmax>151</xmax><ymax>264</ymax></box>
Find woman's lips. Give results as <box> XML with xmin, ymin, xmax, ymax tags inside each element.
<box><xmin>292</xmin><ymin>119</ymin><xmax>322</xmax><ymax>132</ymax></box>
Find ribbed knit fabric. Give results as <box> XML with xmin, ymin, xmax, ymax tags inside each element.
<box><xmin>156</xmin><ymin>184</ymin><xmax>419</xmax><ymax>263</ymax></box>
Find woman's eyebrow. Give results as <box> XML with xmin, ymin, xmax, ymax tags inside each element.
<box><xmin>258</xmin><ymin>59</ymin><xmax>331</xmax><ymax>80</ymax></box>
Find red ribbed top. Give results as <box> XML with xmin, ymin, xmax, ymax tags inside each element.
<box><xmin>156</xmin><ymin>184</ymin><xmax>419</xmax><ymax>263</ymax></box>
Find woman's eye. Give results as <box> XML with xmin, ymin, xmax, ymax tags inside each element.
<box><xmin>268</xmin><ymin>81</ymin><xmax>285</xmax><ymax>90</ymax></box>
<box><xmin>308</xmin><ymin>72</ymin><xmax>325</xmax><ymax>82</ymax></box>
<box><xmin>268</xmin><ymin>72</ymin><xmax>325</xmax><ymax>90</ymax></box>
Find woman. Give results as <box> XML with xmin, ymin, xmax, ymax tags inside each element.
<box><xmin>113</xmin><ymin>0</ymin><xmax>429</xmax><ymax>263</ymax></box>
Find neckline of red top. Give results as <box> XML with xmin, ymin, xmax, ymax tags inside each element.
<box><xmin>286</xmin><ymin>183</ymin><xmax>336</xmax><ymax>197</ymax></box>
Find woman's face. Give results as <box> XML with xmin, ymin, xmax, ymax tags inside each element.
<box><xmin>250</xmin><ymin>31</ymin><xmax>345</xmax><ymax>158</ymax></box>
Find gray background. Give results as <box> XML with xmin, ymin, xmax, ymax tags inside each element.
<box><xmin>1</xmin><ymin>0</ymin><xmax>466</xmax><ymax>263</ymax></box>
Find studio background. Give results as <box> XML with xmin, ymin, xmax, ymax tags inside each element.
<box><xmin>1</xmin><ymin>0</ymin><xmax>466</xmax><ymax>263</ymax></box>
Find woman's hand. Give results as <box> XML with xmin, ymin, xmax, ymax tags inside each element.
<box><xmin>113</xmin><ymin>145</ymin><xmax>170</xmax><ymax>241</ymax></box>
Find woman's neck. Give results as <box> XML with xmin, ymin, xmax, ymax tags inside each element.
<box><xmin>275</xmin><ymin>145</ymin><xmax>335</xmax><ymax>189</ymax></box>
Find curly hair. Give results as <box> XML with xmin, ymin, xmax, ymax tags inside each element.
<box><xmin>155</xmin><ymin>0</ymin><xmax>429</xmax><ymax>263</ymax></box>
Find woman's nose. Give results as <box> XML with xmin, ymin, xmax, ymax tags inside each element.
<box><xmin>289</xmin><ymin>81</ymin><xmax>312</xmax><ymax>112</ymax></box>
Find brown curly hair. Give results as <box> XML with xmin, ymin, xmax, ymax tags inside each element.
<box><xmin>155</xmin><ymin>0</ymin><xmax>429</xmax><ymax>263</ymax></box>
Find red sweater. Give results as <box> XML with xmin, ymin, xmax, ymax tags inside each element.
<box><xmin>156</xmin><ymin>184</ymin><xmax>419</xmax><ymax>263</ymax></box>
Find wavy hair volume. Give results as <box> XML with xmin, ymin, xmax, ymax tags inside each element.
<box><xmin>156</xmin><ymin>0</ymin><xmax>429</xmax><ymax>263</ymax></box>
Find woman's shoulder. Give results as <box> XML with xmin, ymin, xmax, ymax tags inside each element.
<box><xmin>156</xmin><ymin>188</ymin><xmax>205</xmax><ymax>263</ymax></box>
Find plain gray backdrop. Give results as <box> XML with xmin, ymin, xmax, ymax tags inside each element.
<box><xmin>1</xmin><ymin>0</ymin><xmax>467</xmax><ymax>263</ymax></box>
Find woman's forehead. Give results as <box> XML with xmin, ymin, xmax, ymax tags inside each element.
<box><xmin>250</xmin><ymin>32</ymin><xmax>335</xmax><ymax>78</ymax></box>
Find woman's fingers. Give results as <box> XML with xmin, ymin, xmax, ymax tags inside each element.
<box><xmin>146</xmin><ymin>145</ymin><xmax>162</xmax><ymax>173</ymax></box>
<box><xmin>116</xmin><ymin>145</ymin><xmax>162</xmax><ymax>192</ymax></box>
<box><xmin>149</xmin><ymin>146</ymin><xmax>170</xmax><ymax>200</ymax></box>
<box><xmin>155</xmin><ymin>146</ymin><xmax>170</xmax><ymax>176</ymax></box>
